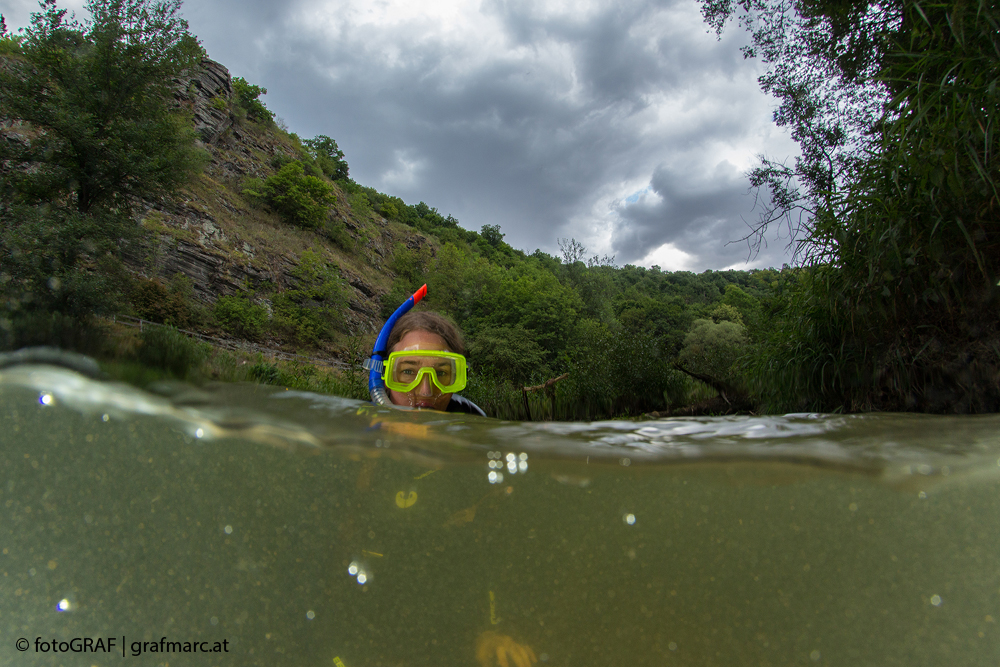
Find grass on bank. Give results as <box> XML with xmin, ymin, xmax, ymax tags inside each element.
<box><xmin>89</xmin><ymin>321</ymin><xmax>370</xmax><ymax>400</ymax></box>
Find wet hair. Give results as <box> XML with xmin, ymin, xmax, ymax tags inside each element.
<box><xmin>387</xmin><ymin>311</ymin><xmax>466</xmax><ymax>355</ymax></box>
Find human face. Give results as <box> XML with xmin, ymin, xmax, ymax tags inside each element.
<box><xmin>387</xmin><ymin>329</ymin><xmax>453</xmax><ymax>411</ymax></box>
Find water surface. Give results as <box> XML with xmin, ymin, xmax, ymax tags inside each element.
<box><xmin>2</xmin><ymin>365</ymin><xmax>998</xmax><ymax>665</ymax></box>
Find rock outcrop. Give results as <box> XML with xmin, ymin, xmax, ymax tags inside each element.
<box><xmin>173</xmin><ymin>59</ymin><xmax>234</xmax><ymax>145</ymax></box>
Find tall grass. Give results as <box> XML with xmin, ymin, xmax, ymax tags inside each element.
<box><xmin>463</xmin><ymin>329</ymin><xmax>688</xmax><ymax>421</ymax></box>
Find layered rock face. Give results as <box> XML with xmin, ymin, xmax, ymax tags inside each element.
<box><xmin>174</xmin><ymin>58</ymin><xmax>234</xmax><ymax>145</ymax></box>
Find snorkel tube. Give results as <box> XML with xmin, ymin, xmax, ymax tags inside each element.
<box><xmin>365</xmin><ymin>284</ymin><xmax>428</xmax><ymax>406</ymax></box>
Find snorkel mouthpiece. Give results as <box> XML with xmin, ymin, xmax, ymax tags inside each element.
<box><xmin>367</xmin><ymin>284</ymin><xmax>427</xmax><ymax>405</ymax></box>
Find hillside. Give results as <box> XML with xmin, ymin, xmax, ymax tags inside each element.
<box><xmin>134</xmin><ymin>58</ymin><xmax>435</xmax><ymax>354</ymax></box>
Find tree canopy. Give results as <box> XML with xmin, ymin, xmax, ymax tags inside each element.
<box><xmin>0</xmin><ymin>0</ymin><xmax>205</xmax><ymax>349</ymax></box>
<box><xmin>0</xmin><ymin>0</ymin><xmax>205</xmax><ymax>214</ymax></box>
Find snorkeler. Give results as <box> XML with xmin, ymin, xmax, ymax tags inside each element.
<box><xmin>365</xmin><ymin>285</ymin><xmax>487</xmax><ymax>416</ymax></box>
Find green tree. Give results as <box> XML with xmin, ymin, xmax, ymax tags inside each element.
<box><xmin>468</xmin><ymin>324</ymin><xmax>546</xmax><ymax>387</ymax></box>
<box><xmin>720</xmin><ymin>284</ymin><xmax>761</xmax><ymax>328</ymax></box>
<box><xmin>0</xmin><ymin>205</ymin><xmax>135</xmax><ymax>348</ymax></box>
<box><xmin>0</xmin><ymin>16</ymin><xmax>25</xmax><ymax>54</ymax></box>
<box><xmin>427</xmin><ymin>242</ymin><xmax>472</xmax><ymax>315</ymax></box>
<box><xmin>677</xmin><ymin>318</ymin><xmax>747</xmax><ymax>384</ymax></box>
<box><xmin>0</xmin><ymin>0</ymin><xmax>205</xmax><ymax>214</ymax></box>
<box><xmin>480</xmin><ymin>224</ymin><xmax>505</xmax><ymax>248</ymax></box>
<box><xmin>303</xmin><ymin>135</ymin><xmax>349</xmax><ymax>181</ymax></box>
<box><xmin>231</xmin><ymin>76</ymin><xmax>274</xmax><ymax>124</ymax></box>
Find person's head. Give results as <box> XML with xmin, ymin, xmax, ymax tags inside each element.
<box><xmin>385</xmin><ymin>312</ymin><xmax>466</xmax><ymax>410</ymax></box>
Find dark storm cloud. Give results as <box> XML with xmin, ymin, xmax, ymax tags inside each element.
<box><xmin>611</xmin><ymin>161</ymin><xmax>794</xmax><ymax>270</ymax></box>
<box><xmin>6</xmin><ymin>0</ymin><xmax>798</xmax><ymax>270</ymax></box>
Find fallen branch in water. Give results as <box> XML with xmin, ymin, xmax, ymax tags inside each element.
<box><xmin>522</xmin><ymin>373</ymin><xmax>569</xmax><ymax>421</ymax></box>
<box><xmin>671</xmin><ymin>363</ymin><xmax>754</xmax><ymax>413</ymax></box>
<box><xmin>523</xmin><ymin>373</ymin><xmax>570</xmax><ymax>393</ymax></box>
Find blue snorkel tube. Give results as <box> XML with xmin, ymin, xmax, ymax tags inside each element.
<box><xmin>364</xmin><ymin>284</ymin><xmax>428</xmax><ymax>406</ymax></box>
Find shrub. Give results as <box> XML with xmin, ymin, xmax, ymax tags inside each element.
<box><xmin>213</xmin><ymin>295</ymin><xmax>268</xmax><ymax>340</ymax></box>
<box><xmin>389</xmin><ymin>243</ymin><xmax>432</xmax><ymax>285</ymax></box>
<box><xmin>323</xmin><ymin>219</ymin><xmax>355</xmax><ymax>252</ymax></box>
<box><xmin>137</xmin><ymin>325</ymin><xmax>209</xmax><ymax>379</ymax></box>
<box><xmin>248</xmin><ymin>361</ymin><xmax>281</xmax><ymax>385</ymax></box>
<box><xmin>303</xmin><ymin>135</ymin><xmax>349</xmax><ymax>181</ymax></box>
<box><xmin>130</xmin><ymin>275</ymin><xmax>195</xmax><ymax>328</ymax></box>
<box><xmin>270</xmin><ymin>250</ymin><xmax>346</xmax><ymax>344</ymax></box>
<box><xmin>232</xmin><ymin>77</ymin><xmax>274</xmax><ymax>124</ymax></box>
<box><xmin>243</xmin><ymin>162</ymin><xmax>335</xmax><ymax>229</ymax></box>
<box><xmin>378</xmin><ymin>202</ymin><xmax>398</xmax><ymax>219</ymax></box>
<box><xmin>348</xmin><ymin>192</ymin><xmax>371</xmax><ymax>217</ymax></box>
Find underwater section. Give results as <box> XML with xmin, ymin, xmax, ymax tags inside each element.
<box><xmin>1</xmin><ymin>364</ymin><xmax>999</xmax><ymax>665</ymax></box>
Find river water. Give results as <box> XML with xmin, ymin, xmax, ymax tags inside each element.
<box><xmin>1</xmin><ymin>364</ymin><xmax>998</xmax><ymax>666</ymax></box>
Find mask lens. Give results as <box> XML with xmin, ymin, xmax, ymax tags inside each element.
<box><xmin>386</xmin><ymin>352</ymin><xmax>464</xmax><ymax>392</ymax></box>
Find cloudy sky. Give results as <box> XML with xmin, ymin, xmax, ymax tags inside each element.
<box><xmin>5</xmin><ymin>0</ymin><xmax>802</xmax><ymax>271</ymax></box>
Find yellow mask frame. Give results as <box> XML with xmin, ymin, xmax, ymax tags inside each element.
<box><xmin>382</xmin><ymin>350</ymin><xmax>468</xmax><ymax>394</ymax></box>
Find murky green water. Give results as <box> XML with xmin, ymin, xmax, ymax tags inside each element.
<box><xmin>2</xmin><ymin>365</ymin><xmax>999</xmax><ymax>666</ymax></box>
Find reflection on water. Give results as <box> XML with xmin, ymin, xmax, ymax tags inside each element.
<box><xmin>1</xmin><ymin>364</ymin><xmax>999</xmax><ymax>665</ymax></box>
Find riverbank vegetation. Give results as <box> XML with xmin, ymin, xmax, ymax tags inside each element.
<box><xmin>703</xmin><ymin>0</ymin><xmax>1000</xmax><ymax>412</ymax></box>
<box><xmin>2</xmin><ymin>0</ymin><xmax>995</xmax><ymax>418</ymax></box>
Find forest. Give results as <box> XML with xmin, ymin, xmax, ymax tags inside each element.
<box><xmin>1</xmin><ymin>0</ymin><xmax>996</xmax><ymax>419</ymax></box>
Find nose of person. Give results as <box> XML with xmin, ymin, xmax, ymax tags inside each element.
<box><xmin>416</xmin><ymin>372</ymin><xmax>435</xmax><ymax>396</ymax></box>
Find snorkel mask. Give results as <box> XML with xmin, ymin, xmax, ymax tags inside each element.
<box><xmin>382</xmin><ymin>350</ymin><xmax>467</xmax><ymax>394</ymax></box>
